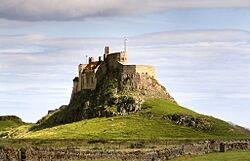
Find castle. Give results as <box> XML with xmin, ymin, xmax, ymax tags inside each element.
<box><xmin>49</xmin><ymin>46</ymin><xmax>175</xmax><ymax>117</ymax></box>
<box><xmin>72</xmin><ymin>46</ymin><xmax>155</xmax><ymax>93</ymax></box>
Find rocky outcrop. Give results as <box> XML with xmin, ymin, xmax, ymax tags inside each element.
<box><xmin>47</xmin><ymin>105</ymin><xmax>67</xmax><ymax>115</ymax></box>
<box><xmin>119</xmin><ymin>73</ymin><xmax>176</xmax><ymax>104</ymax></box>
<box><xmin>162</xmin><ymin>114</ymin><xmax>213</xmax><ymax>130</ymax></box>
<box><xmin>35</xmin><ymin>67</ymin><xmax>176</xmax><ymax>129</ymax></box>
<box><xmin>0</xmin><ymin>140</ymin><xmax>249</xmax><ymax>161</ymax></box>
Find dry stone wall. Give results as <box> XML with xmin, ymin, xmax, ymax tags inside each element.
<box><xmin>1</xmin><ymin>140</ymin><xmax>249</xmax><ymax>161</ymax></box>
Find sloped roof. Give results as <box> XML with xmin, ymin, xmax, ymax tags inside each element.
<box><xmin>84</xmin><ymin>61</ymin><xmax>102</xmax><ymax>70</ymax></box>
<box><xmin>73</xmin><ymin>77</ymin><xmax>79</xmax><ymax>81</ymax></box>
<box><xmin>108</xmin><ymin>52</ymin><xmax>121</xmax><ymax>56</ymax></box>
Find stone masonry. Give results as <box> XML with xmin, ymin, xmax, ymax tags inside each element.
<box><xmin>72</xmin><ymin>46</ymin><xmax>155</xmax><ymax>94</ymax></box>
<box><xmin>0</xmin><ymin>140</ymin><xmax>249</xmax><ymax>161</ymax></box>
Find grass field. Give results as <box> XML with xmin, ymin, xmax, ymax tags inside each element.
<box><xmin>171</xmin><ymin>150</ymin><xmax>250</xmax><ymax>161</ymax></box>
<box><xmin>0</xmin><ymin>120</ymin><xmax>22</xmax><ymax>131</ymax></box>
<box><xmin>5</xmin><ymin>98</ymin><xmax>248</xmax><ymax>140</ymax></box>
<box><xmin>0</xmin><ymin>116</ymin><xmax>25</xmax><ymax>135</ymax></box>
<box><xmin>1</xmin><ymin>99</ymin><xmax>249</xmax><ymax>161</ymax></box>
<box><xmin>71</xmin><ymin>151</ymin><xmax>250</xmax><ymax>161</ymax></box>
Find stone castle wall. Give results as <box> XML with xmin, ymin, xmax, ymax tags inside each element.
<box><xmin>95</xmin><ymin>62</ymin><xmax>108</xmax><ymax>84</ymax></box>
<box><xmin>1</xmin><ymin>140</ymin><xmax>249</xmax><ymax>161</ymax></box>
<box><xmin>77</xmin><ymin>64</ymin><xmax>87</xmax><ymax>91</ymax></box>
<box><xmin>107</xmin><ymin>53</ymin><xmax>120</xmax><ymax>69</ymax></box>
<box><xmin>121</xmin><ymin>65</ymin><xmax>155</xmax><ymax>78</ymax></box>
<box><xmin>72</xmin><ymin>48</ymin><xmax>157</xmax><ymax>101</ymax></box>
<box><xmin>121</xmin><ymin>65</ymin><xmax>136</xmax><ymax>75</ymax></box>
<box><xmin>135</xmin><ymin>65</ymin><xmax>155</xmax><ymax>78</ymax></box>
<box><xmin>81</xmin><ymin>71</ymin><xmax>97</xmax><ymax>90</ymax></box>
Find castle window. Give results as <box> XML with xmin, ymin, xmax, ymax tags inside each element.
<box><xmin>92</xmin><ymin>77</ymin><xmax>94</xmax><ymax>83</ymax></box>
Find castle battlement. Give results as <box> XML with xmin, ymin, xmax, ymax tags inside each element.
<box><xmin>72</xmin><ymin>46</ymin><xmax>155</xmax><ymax>94</ymax></box>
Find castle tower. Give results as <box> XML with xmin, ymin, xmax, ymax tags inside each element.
<box><xmin>119</xmin><ymin>51</ymin><xmax>128</xmax><ymax>64</ymax></box>
<box><xmin>72</xmin><ymin>77</ymin><xmax>79</xmax><ymax>94</ymax></box>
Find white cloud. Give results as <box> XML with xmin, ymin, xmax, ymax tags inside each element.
<box><xmin>132</xmin><ymin>30</ymin><xmax>250</xmax><ymax>44</ymax></box>
<box><xmin>1</xmin><ymin>30</ymin><xmax>249</xmax><ymax>49</ymax></box>
<box><xmin>1</xmin><ymin>30</ymin><xmax>249</xmax><ymax>73</ymax></box>
<box><xmin>0</xmin><ymin>0</ymin><xmax>249</xmax><ymax>21</ymax></box>
<box><xmin>222</xmin><ymin>93</ymin><xmax>250</xmax><ymax>99</ymax></box>
<box><xmin>1</xmin><ymin>29</ymin><xmax>250</xmax><ymax>128</ymax></box>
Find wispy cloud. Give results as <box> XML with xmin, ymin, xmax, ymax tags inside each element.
<box><xmin>133</xmin><ymin>30</ymin><xmax>250</xmax><ymax>44</ymax></box>
<box><xmin>1</xmin><ymin>29</ymin><xmax>250</xmax><ymax>127</ymax></box>
<box><xmin>0</xmin><ymin>0</ymin><xmax>249</xmax><ymax>21</ymax></box>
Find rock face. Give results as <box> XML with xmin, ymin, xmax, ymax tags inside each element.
<box><xmin>36</xmin><ymin>67</ymin><xmax>176</xmax><ymax>129</ymax></box>
<box><xmin>162</xmin><ymin>114</ymin><xmax>213</xmax><ymax>130</ymax></box>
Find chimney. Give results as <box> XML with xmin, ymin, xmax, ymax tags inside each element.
<box><xmin>88</xmin><ymin>57</ymin><xmax>94</xmax><ymax>63</ymax></box>
<box><xmin>98</xmin><ymin>56</ymin><xmax>102</xmax><ymax>61</ymax></box>
<box><xmin>104</xmin><ymin>46</ymin><xmax>109</xmax><ymax>55</ymax></box>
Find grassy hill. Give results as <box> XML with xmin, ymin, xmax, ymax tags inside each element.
<box><xmin>0</xmin><ymin>115</ymin><xmax>24</xmax><ymax>131</ymax></box>
<box><xmin>7</xmin><ymin>98</ymin><xmax>249</xmax><ymax>140</ymax></box>
<box><xmin>0</xmin><ymin>115</ymin><xmax>27</xmax><ymax>138</ymax></box>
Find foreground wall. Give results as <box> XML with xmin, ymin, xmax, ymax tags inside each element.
<box><xmin>0</xmin><ymin>140</ymin><xmax>249</xmax><ymax>161</ymax></box>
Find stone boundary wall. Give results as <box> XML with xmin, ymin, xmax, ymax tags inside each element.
<box><xmin>0</xmin><ymin>140</ymin><xmax>249</xmax><ymax>161</ymax></box>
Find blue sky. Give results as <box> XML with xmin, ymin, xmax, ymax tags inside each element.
<box><xmin>0</xmin><ymin>0</ymin><xmax>250</xmax><ymax>128</ymax></box>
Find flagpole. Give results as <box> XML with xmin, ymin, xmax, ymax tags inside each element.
<box><xmin>85</xmin><ymin>54</ymin><xmax>88</xmax><ymax>64</ymax></box>
<box><xmin>124</xmin><ymin>37</ymin><xmax>128</xmax><ymax>52</ymax></box>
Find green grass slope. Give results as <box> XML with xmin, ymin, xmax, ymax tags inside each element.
<box><xmin>171</xmin><ymin>151</ymin><xmax>250</xmax><ymax>161</ymax></box>
<box><xmin>0</xmin><ymin>115</ymin><xmax>27</xmax><ymax>138</ymax></box>
<box><xmin>0</xmin><ymin>120</ymin><xmax>21</xmax><ymax>131</ymax></box>
<box><xmin>0</xmin><ymin>115</ymin><xmax>24</xmax><ymax>131</ymax></box>
<box><xmin>13</xmin><ymin>99</ymin><xmax>249</xmax><ymax>140</ymax></box>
